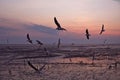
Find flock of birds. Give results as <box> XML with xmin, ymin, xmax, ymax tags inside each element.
<box><xmin>85</xmin><ymin>24</ymin><xmax>105</xmax><ymax>39</ymax></box>
<box><xmin>6</xmin><ymin>17</ymin><xmax>110</xmax><ymax>74</ymax></box>
<box><xmin>27</xmin><ymin>17</ymin><xmax>105</xmax><ymax>47</ymax></box>
<box><xmin>54</xmin><ymin>17</ymin><xmax>105</xmax><ymax>39</ymax></box>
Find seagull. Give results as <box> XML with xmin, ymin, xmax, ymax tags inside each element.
<box><xmin>57</xmin><ymin>38</ymin><xmax>61</xmax><ymax>48</ymax></box>
<box><xmin>36</xmin><ymin>40</ymin><xmax>43</xmax><ymax>45</ymax></box>
<box><xmin>54</xmin><ymin>17</ymin><xmax>66</xmax><ymax>31</ymax></box>
<box><xmin>99</xmin><ymin>24</ymin><xmax>105</xmax><ymax>35</ymax></box>
<box><xmin>86</xmin><ymin>29</ymin><xmax>90</xmax><ymax>39</ymax></box>
<box><xmin>27</xmin><ymin>33</ymin><xmax>32</xmax><ymax>44</ymax></box>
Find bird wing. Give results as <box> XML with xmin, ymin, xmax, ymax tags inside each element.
<box><xmin>54</xmin><ymin>17</ymin><xmax>61</xmax><ymax>28</ymax></box>
<box><xmin>27</xmin><ymin>61</ymin><xmax>39</xmax><ymax>72</ymax></box>
<box><xmin>27</xmin><ymin>34</ymin><xmax>31</xmax><ymax>40</ymax></box>
<box><xmin>61</xmin><ymin>28</ymin><xmax>67</xmax><ymax>31</ymax></box>
<box><xmin>86</xmin><ymin>29</ymin><xmax>90</xmax><ymax>39</ymax></box>
<box><xmin>86</xmin><ymin>35</ymin><xmax>89</xmax><ymax>39</ymax></box>
<box><xmin>102</xmin><ymin>24</ymin><xmax>104</xmax><ymax>30</ymax></box>
<box><xmin>86</xmin><ymin>29</ymin><xmax>89</xmax><ymax>34</ymax></box>
<box><xmin>36</xmin><ymin>40</ymin><xmax>43</xmax><ymax>45</ymax></box>
<box><xmin>99</xmin><ymin>30</ymin><xmax>102</xmax><ymax>35</ymax></box>
<box><xmin>99</xmin><ymin>24</ymin><xmax>104</xmax><ymax>35</ymax></box>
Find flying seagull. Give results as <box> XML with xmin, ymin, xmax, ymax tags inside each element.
<box><xmin>86</xmin><ymin>29</ymin><xmax>90</xmax><ymax>39</ymax></box>
<box><xmin>54</xmin><ymin>17</ymin><xmax>66</xmax><ymax>31</ymax></box>
<box><xmin>99</xmin><ymin>24</ymin><xmax>105</xmax><ymax>35</ymax></box>
<box><xmin>27</xmin><ymin>33</ymin><xmax>32</xmax><ymax>44</ymax></box>
<box><xmin>57</xmin><ymin>38</ymin><xmax>61</xmax><ymax>48</ymax></box>
<box><xmin>36</xmin><ymin>40</ymin><xmax>43</xmax><ymax>45</ymax></box>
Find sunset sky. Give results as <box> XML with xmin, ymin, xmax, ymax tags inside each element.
<box><xmin>0</xmin><ymin>0</ymin><xmax>120</xmax><ymax>44</ymax></box>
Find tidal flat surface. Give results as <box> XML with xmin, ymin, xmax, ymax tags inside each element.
<box><xmin>0</xmin><ymin>44</ymin><xmax>120</xmax><ymax>80</ymax></box>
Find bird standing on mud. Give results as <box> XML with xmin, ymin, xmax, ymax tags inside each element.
<box><xmin>27</xmin><ymin>33</ymin><xmax>32</xmax><ymax>44</ymax></box>
<box><xmin>86</xmin><ymin>29</ymin><xmax>90</xmax><ymax>39</ymax></box>
<box><xmin>54</xmin><ymin>17</ymin><xmax>66</xmax><ymax>31</ymax></box>
<box><xmin>99</xmin><ymin>24</ymin><xmax>105</xmax><ymax>35</ymax></box>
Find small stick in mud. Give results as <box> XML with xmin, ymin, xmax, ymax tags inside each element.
<box><xmin>8</xmin><ymin>69</ymin><xmax>12</xmax><ymax>76</ymax></box>
<box><xmin>57</xmin><ymin>38</ymin><xmax>61</xmax><ymax>48</ymax></box>
<box><xmin>92</xmin><ymin>52</ymin><xmax>95</xmax><ymax>65</ymax></box>
<box><xmin>69</xmin><ymin>58</ymin><xmax>72</xmax><ymax>62</ymax></box>
<box><xmin>108</xmin><ymin>64</ymin><xmax>112</xmax><ymax>70</ymax></box>
<box><xmin>44</xmin><ymin>47</ymin><xmax>49</xmax><ymax>55</ymax></box>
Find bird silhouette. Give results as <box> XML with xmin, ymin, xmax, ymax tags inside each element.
<box><xmin>27</xmin><ymin>33</ymin><xmax>32</xmax><ymax>44</ymax></box>
<box><xmin>57</xmin><ymin>38</ymin><xmax>61</xmax><ymax>48</ymax></box>
<box><xmin>99</xmin><ymin>24</ymin><xmax>105</xmax><ymax>35</ymax></box>
<box><xmin>86</xmin><ymin>29</ymin><xmax>90</xmax><ymax>39</ymax></box>
<box><xmin>54</xmin><ymin>17</ymin><xmax>66</xmax><ymax>31</ymax></box>
<box><xmin>36</xmin><ymin>40</ymin><xmax>43</xmax><ymax>45</ymax></box>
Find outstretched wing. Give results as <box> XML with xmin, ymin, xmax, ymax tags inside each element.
<box><xmin>86</xmin><ymin>29</ymin><xmax>90</xmax><ymax>39</ymax></box>
<box><xmin>102</xmin><ymin>24</ymin><xmax>104</xmax><ymax>30</ymax></box>
<box><xmin>86</xmin><ymin>29</ymin><xmax>89</xmax><ymax>34</ymax></box>
<box><xmin>27</xmin><ymin>33</ymin><xmax>30</xmax><ymax>41</ymax></box>
<box><xmin>86</xmin><ymin>35</ymin><xmax>89</xmax><ymax>39</ymax></box>
<box><xmin>99</xmin><ymin>24</ymin><xmax>104</xmax><ymax>35</ymax></box>
<box><xmin>54</xmin><ymin>17</ymin><xmax>61</xmax><ymax>28</ymax></box>
<box><xmin>99</xmin><ymin>30</ymin><xmax>102</xmax><ymax>35</ymax></box>
<box><xmin>36</xmin><ymin>40</ymin><xmax>43</xmax><ymax>45</ymax></box>
<box><xmin>27</xmin><ymin>61</ymin><xmax>39</xmax><ymax>72</ymax></box>
<box><xmin>61</xmin><ymin>28</ymin><xmax>67</xmax><ymax>31</ymax></box>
